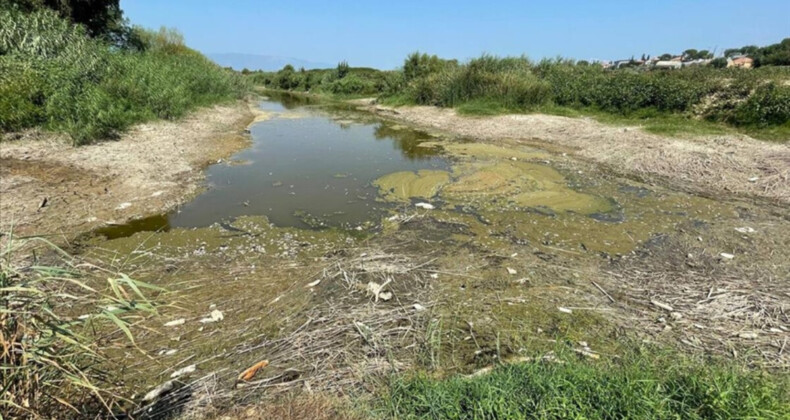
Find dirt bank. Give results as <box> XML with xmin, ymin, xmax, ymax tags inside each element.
<box><xmin>354</xmin><ymin>101</ymin><xmax>790</xmax><ymax>204</ymax></box>
<box><xmin>0</xmin><ymin>101</ymin><xmax>258</xmax><ymax>238</ymax></box>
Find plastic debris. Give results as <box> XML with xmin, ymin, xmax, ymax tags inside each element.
<box><xmin>164</xmin><ymin>319</ymin><xmax>185</xmax><ymax>327</ymax></box>
<box><xmin>199</xmin><ymin>310</ymin><xmax>224</xmax><ymax>323</ymax></box>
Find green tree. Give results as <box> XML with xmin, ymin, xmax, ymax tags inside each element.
<box><xmin>3</xmin><ymin>0</ymin><xmax>126</xmax><ymax>40</ymax></box>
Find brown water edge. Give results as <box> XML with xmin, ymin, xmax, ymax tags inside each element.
<box><xmin>75</xmin><ymin>98</ymin><xmax>790</xmax><ymax>418</ymax></box>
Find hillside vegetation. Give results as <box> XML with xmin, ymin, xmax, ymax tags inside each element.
<box><xmin>0</xmin><ymin>4</ymin><xmax>248</xmax><ymax>145</ymax></box>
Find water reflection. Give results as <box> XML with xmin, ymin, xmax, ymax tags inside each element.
<box><xmin>373</xmin><ymin>123</ymin><xmax>439</xmax><ymax>160</ymax></box>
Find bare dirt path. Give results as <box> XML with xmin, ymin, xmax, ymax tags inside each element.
<box><xmin>354</xmin><ymin>101</ymin><xmax>790</xmax><ymax>204</ymax></box>
<box><xmin>0</xmin><ymin>101</ymin><xmax>258</xmax><ymax>239</ymax></box>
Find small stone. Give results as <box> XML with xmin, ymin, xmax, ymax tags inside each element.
<box><xmin>506</xmin><ymin>267</ymin><xmax>517</xmax><ymax>275</ymax></box>
<box><xmin>413</xmin><ymin>304</ymin><xmax>426</xmax><ymax>312</ymax></box>
<box><xmin>720</xmin><ymin>253</ymin><xmax>734</xmax><ymax>260</ymax></box>
<box><xmin>415</xmin><ymin>202</ymin><xmax>435</xmax><ymax>210</ymax></box>
<box><xmin>115</xmin><ymin>202</ymin><xmax>132</xmax><ymax>210</ymax></box>
<box><xmin>734</xmin><ymin>227</ymin><xmax>755</xmax><ymax>234</ymax></box>
<box><xmin>670</xmin><ymin>312</ymin><xmax>683</xmax><ymax>320</ymax></box>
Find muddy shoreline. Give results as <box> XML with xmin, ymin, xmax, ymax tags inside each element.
<box><xmin>0</xmin><ymin>101</ymin><xmax>261</xmax><ymax>239</ymax></box>
<box><xmin>350</xmin><ymin>99</ymin><xmax>790</xmax><ymax>205</ymax></box>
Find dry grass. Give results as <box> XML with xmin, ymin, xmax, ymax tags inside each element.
<box><xmin>220</xmin><ymin>394</ymin><xmax>364</xmax><ymax>420</ymax></box>
<box><xmin>603</xmin><ymin>236</ymin><xmax>790</xmax><ymax>368</ymax></box>
<box><xmin>129</xmin><ymin>248</ymin><xmax>438</xmax><ymax>419</ymax></box>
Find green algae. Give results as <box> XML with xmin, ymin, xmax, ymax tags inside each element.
<box><xmin>373</xmin><ymin>169</ymin><xmax>451</xmax><ymax>201</ymax></box>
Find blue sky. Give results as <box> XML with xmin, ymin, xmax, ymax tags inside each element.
<box><xmin>122</xmin><ymin>0</ymin><xmax>790</xmax><ymax>69</ymax></box>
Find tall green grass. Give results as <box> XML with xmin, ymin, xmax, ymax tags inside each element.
<box><xmin>381</xmin><ymin>351</ymin><xmax>789</xmax><ymax>419</ymax></box>
<box><xmin>0</xmin><ymin>8</ymin><xmax>249</xmax><ymax>145</ymax></box>
<box><xmin>385</xmin><ymin>53</ymin><xmax>790</xmax><ymax>136</ymax></box>
<box><xmin>1</xmin><ymin>232</ymin><xmax>164</xmax><ymax>418</ymax></box>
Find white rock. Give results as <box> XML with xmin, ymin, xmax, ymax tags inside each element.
<box><xmin>720</xmin><ymin>253</ymin><xmax>735</xmax><ymax>260</ymax></box>
<box><xmin>170</xmin><ymin>364</ymin><xmax>196</xmax><ymax>378</ymax></box>
<box><xmin>164</xmin><ymin>319</ymin><xmax>186</xmax><ymax>327</ymax></box>
<box><xmin>506</xmin><ymin>267</ymin><xmax>517</xmax><ymax>275</ymax></box>
<box><xmin>429</xmin><ymin>273</ymin><xmax>439</xmax><ymax>279</ymax></box>
<box><xmin>734</xmin><ymin>227</ymin><xmax>755</xmax><ymax>234</ymax></box>
<box><xmin>558</xmin><ymin>307</ymin><xmax>573</xmax><ymax>314</ymax></box>
<box><xmin>415</xmin><ymin>202</ymin><xmax>435</xmax><ymax>210</ymax></box>
<box><xmin>413</xmin><ymin>304</ymin><xmax>426</xmax><ymax>311</ymax></box>
<box><xmin>115</xmin><ymin>202</ymin><xmax>132</xmax><ymax>210</ymax></box>
<box><xmin>305</xmin><ymin>279</ymin><xmax>321</xmax><ymax>288</ymax></box>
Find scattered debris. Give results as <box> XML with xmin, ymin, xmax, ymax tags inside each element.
<box><xmin>115</xmin><ymin>202</ymin><xmax>132</xmax><ymax>210</ymax></box>
<box><xmin>415</xmin><ymin>202</ymin><xmax>435</xmax><ymax>210</ymax></box>
<box><xmin>164</xmin><ymin>319</ymin><xmax>185</xmax><ymax>327</ymax></box>
<box><xmin>651</xmin><ymin>300</ymin><xmax>674</xmax><ymax>312</ymax></box>
<box><xmin>734</xmin><ymin>227</ymin><xmax>755</xmax><ymax>234</ymax></box>
<box><xmin>720</xmin><ymin>253</ymin><xmax>735</xmax><ymax>260</ymax></box>
<box><xmin>238</xmin><ymin>360</ymin><xmax>269</xmax><ymax>382</ymax></box>
<box><xmin>413</xmin><ymin>303</ymin><xmax>426</xmax><ymax>311</ymax></box>
<box><xmin>305</xmin><ymin>279</ymin><xmax>321</xmax><ymax>288</ymax></box>
<box><xmin>366</xmin><ymin>279</ymin><xmax>393</xmax><ymax>302</ymax></box>
<box><xmin>199</xmin><ymin>310</ymin><xmax>224</xmax><ymax>324</ymax></box>
<box><xmin>558</xmin><ymin>307</ymin><xmax>573</xmax><ymax>314</ymax></box>
<box><xmin>38</xmin><ymin>197</ymin><xmax>48</xmax><ymax>209</ymax></box>
<box><xmin>738</xmin><ymin>332</ymin><xmax>758</xmax><ymax>339</ymax></box>
<box><xmin>506</xmin><ymin>267</ymin><xmax>517</xmax><ymax>275</ymax></box>
<box><xmin>748</xmin><ymin>176</ymin><xmax>759</xmax><ymax>182</ymax></box>
<box><xmin>142</xmin><ymin>380</ymin><xmax>175</xmax><ymax>402</ymax></box>
<box><xmin>170</xmin><ymin>364</ymin><xmax>196</xmax><ymax>378</ymax></box>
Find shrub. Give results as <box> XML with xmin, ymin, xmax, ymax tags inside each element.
<box><xmin>0</xmin><ymin>8</ymin><xmax>248</xmax><ymax>144</ymax></box>
<box><xmin>733</xmin><ymin>82</ymin><xmax>790</xmax><ymax>127</ymax></box>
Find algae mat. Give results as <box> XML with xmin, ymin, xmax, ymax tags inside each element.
<box><xmin>374</xmin><ymin>159</ymin><xmax>612</xmax><ymax>215</ymax></box>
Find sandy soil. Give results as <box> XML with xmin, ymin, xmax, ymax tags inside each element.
<box><xmin>354</xmin><ymin>100</ymin><xmax>790</xmax><ymax>204</ymax></box>
<box><xmin>0</xmin><ymin>102</ymin><xmax>256</xmax><ymax>239</ymax></box>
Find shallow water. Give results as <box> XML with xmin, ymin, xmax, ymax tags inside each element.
<box><xmin>97</xmin><ymin>96</ymin><xmax>449</xmax><ymax>237</ymax></box>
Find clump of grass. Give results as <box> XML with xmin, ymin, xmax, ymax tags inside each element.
<box><xmin>1</xmin><ymin>233</ymin><xmax>163</xmax><ymax>418</ymax></box>
<box><xmin>380</xmin><ymin>350</ymin><xmax>789</xmax><ymax>419</ymax></box>
<box><xmin>0</xmin><ymin>7</ymin><xmax>248</xmax><ymax>145</ymax></box>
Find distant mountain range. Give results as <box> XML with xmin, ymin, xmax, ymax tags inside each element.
<box><xmin>208</xmin><ymin>53</ymin><xmax>332</xmax><ymax>71</ymax></box>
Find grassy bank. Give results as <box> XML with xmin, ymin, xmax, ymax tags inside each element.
<box><xmin>0</xmin><ymin>7</ymin><xmax>248</xmax><ymax>145</ymax></box>
<box><xmin>251</xmin><ymin>49</ymin><xmax>790</xmax><ymax>141</ymax></box>
<box><xmin>379</xmin><ymin>350</ymin><xmax>789</xmax><ymax>419</ymax></box>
